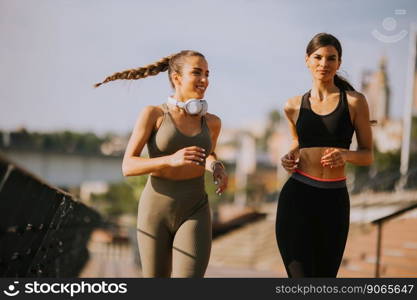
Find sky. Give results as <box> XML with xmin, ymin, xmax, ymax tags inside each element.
<box><xmin>1</xmin><ymin>0</ymin><xmax>416</xmax><ymax>135</ymax></box>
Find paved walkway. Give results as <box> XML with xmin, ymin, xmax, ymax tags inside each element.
<box><xmin>80</xmin><ymin>194</ymin><xmax>417</xmax><ymax>278</ymax></box>
<box><xmin>79</xmin><ymin>241</ymin><xmax>285</xmax><ymax>278</ymax></box>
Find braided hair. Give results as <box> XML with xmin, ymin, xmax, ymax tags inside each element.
<box><xmin>94</xmin><ymin>50</ymin><xmax>205</xmax><ymax>88</ymax></box>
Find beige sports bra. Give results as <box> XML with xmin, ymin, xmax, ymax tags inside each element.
<box><xmin>147</xmin><ymin>103</ymin><xmax>212</xmax><ymax>158</ymax></box>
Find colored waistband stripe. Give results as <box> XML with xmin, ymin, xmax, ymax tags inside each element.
<box><xmin>294</xmin><ymin>169</ymin><xmax>346</xmax><ymax>182</ymax></box>
<box><xmin>291</xmin><ymin>172</ymin><xmax>346</xmax><ymax>189</ymax></box>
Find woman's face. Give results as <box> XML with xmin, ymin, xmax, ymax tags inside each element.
<box><xmin>172</xmin><ymin>56</ymin><xmax>209</xmax><ymax>100</ymax></box>
<box><xmin>305</xmin><ymin>46</ymin><xmax>341</xmax><ymax>82</ymax></box>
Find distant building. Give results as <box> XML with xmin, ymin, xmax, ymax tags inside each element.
<box><xmin>361</xmin><ymin>56</ymin><xmax>402</xmax><ymax>152</ymax></box>
<box><xmin>216</xmin><ymin>126</ymin><xmax>278</xmax><ymax>198</ymax></box>
<box><xmin>361</xmin><ymin>56</ymin><xmax>390</xmax><ymax>125</ymax></box>
<box><xmin>372</xmin><ymin>119</ymin><xmax>402</xmax><ymax>153</ymax></box>
<box><xmin>267</xmin><ymin>121</ymin><xmax>292</xmax><ymax>189</ymax></box>
<box><xmin>413</xmin><ymin>44</ymin><xmax>417</xmax><ymax>115</ymax></box>
<box><xmin>215</xmin><ymin>128</ymin><xmax>241</xmax><ymax>163</ymax></box>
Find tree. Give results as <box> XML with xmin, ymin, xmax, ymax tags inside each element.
<box><xmin>91</xmin><ymin>176</ymin><xmax>148</xmax><ymax>220</ymax></box>
<box><xmin>258</xmin><ymin>109</ymin><xmax>281</xmax><ymax>151</ymax></box>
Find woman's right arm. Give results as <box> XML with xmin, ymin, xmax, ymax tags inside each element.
<box><xmin>122</xmin><ymin>106</ymin><xmax>206</xmax><ymax>176</ymax></box>
<box><xmin>281</xmin><ymin>97</ymin><xmax>300</xmax><ymax>172</ymax></box>
<box><xmin>122</xmin><ymin>106</ymin><xmax>168</xmax><ymax>176</ymax></box>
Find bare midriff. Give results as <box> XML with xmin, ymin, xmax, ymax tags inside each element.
<box><xmin>297</xmin><ymin>147</ymin><xmax>346</xmax><ymax>180</ymax></box>
<box><xmin>151</xmin><ymin>164</ymin><xmax>206</xmax><ymax>180</ymax></box>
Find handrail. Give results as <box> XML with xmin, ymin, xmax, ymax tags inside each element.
<box><xmin>0</xmin><ymin>153</ymin><xmax>73</xmax><ymax>197</ymax></box>
<box><xmin>0</xmin><ymin>154</ymin><xmax>102</xmax><ymax>277</ymax></box>
<box><xmin>370</xmin><ymin>200</ymin><xmax>417</xmax><ymax>278</ymax></box>
<box><xmin>371</xmin><ymin>201</ymin><xmax>417</xmax><ymax>225</ymax></box>
<box><xmin>353</xmin><ymin>166</ymin><xmax>417</xmax><ymax>193</ymax></box>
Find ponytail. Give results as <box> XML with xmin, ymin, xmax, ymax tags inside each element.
<box><xmin>93</xmin><ymin>50</ymin><xmax>205</xmax><ymax>88</ymax></box>
<box><xmin>334</xmin><ymin>74</ymin><xmax>377</xmax><ymax>126</ymax></box>
<box><xmin>334</xmin><ymin>74</ymin><xmax>355</xmax><ymax>91</ymax></box>
<box><xmin>93</xmin><ymin>55</ymin><xmax>173</xmax><ymax>88</ymax></box>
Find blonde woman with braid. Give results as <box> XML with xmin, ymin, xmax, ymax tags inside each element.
<box><xmin>94</xmin><ymin>50</ymin><xmax>228</xmax><ymax>278</ymax></box>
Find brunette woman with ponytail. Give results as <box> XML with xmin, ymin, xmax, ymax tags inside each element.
<box><xmin>275</xmin><ymin>33</ymin><xmax>373</xmax><ymax>277</ymax></box>
<box><xmin>95</xmin><ymin>50</ymin><xmax>228</xmax><ymax>277</ymax></box>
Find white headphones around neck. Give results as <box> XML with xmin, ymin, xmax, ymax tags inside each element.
<box><xmin>167</xmin><ymin>97</ymin><xmax>208</xmax><ymax>116</ymax></box>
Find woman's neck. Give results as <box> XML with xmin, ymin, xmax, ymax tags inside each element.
<box><xmin>172</xmin><ymin>92</ymin><xmax>187</xmax><ymax>102</ymax></box>
<box><xmin>168</xmin><ymin>94</ymin><xmax>188</xmax><ymax>115</ymax></box>
<box><xmin>310</xmin><ymin>79</ymin><xmax>339</xmax><ymax>101</ymax></box>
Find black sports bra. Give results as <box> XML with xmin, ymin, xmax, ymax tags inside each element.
<box><xmin>296</xmin><ymin>89</ymin><xmax>354</xmax><ymax>149</ymax></box>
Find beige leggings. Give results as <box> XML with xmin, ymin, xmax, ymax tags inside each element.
<box><xmin>137</xmin><ymin>175</ymin><xmax>211</xmax><ymax>278</ymax></box>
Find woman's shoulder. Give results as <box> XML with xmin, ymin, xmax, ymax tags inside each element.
<box><xmin>139</xmin><ymin>105</ymin><xmax>165</xmax><ymax>118</ymax></box>
<box><xmin>286</xmin><ymin>95</ymin><xmax>303</xmax><ymax>106</ymax></box>
<box><xmin>134</xmin><ymin>105</ymin><xmax>165</xmax><ymax>129</ymax></box>
<box><xmin>346</xmin><ymin>90</ymin><xmax>366</xmax><ymax>102</ymax></box>
<box><xmin>205</xmin><ymin>113</ymin><xmax>221</xmax><ymax>131</ymax></box>
<box><xmin>205</xmin><ymin>112</ymin><xmax>221</xmax><ymax>124</ymax></box>
<box><xmin>345</xmin><ymin>90</ymin><xmax>368</xmax><ymax>108</ymax></box>
<box><xmin>284</xmin><ymin>95</ymin><xmax>303</xmax><ymax>114</ymax></box>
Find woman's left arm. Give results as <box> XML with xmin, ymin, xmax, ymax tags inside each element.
<box><xmin>205</xmin><ymin>114</ymin><xmax>228</xmax><ymax>194</ymax></box>
<box><xmin>344</xmin><ymin>92</ymin><xmax>373</xmax><ymax>166</ymax></box>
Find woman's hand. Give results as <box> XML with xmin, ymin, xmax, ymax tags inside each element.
<box><xmin>213</xmin><ymin>166</ymin><xmax>228</xmax><ymax>195</ymax></box>
<box><xmin>168</xmin><ymin>146</ymin><xmax>206</xmax><ymax>167</ymax></box>
<box><xmin>281</xmin><ymin>149</ymin><xmax>300</xmax><ymax>173</ymax></box>
<box><xmin>320</xmin><ymin>148</ymin><xmax>348</xmax><ymax>168</ymax></box>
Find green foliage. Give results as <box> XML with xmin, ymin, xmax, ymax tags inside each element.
<box><xmin>411</xmin><ymin>116</ymin><xmax>417</xmax><ymax>152</ymax></box>
<box><xmin>406</xmin><ymin>152</ymin><xmax>417</xmax><ymax>188</ymax></box>
<box><xmin>374</xmin><ymin>148</ymin><xmax>401</xmax><ymax>173</ymax></box>
<box><xmin>350</xmin><ymin>147</ymin><xmax>401</xmax><ymax>193</ymax></box>
<box><xmin>91</xmin><ymin>172</ymin><xmax>234</xmax><ymax>218</ymax></box>
<box><xmin>244</xmin><ymin>179</ymin><xmax>267</xmax><ymax>206</ymax></box>
<box><xmin>91</xmin><ymin>175</ymin><xmax>148</xmax><ymax>219</ymax></box>
<box><xmin>0</xmin><ymin>129</ymin><xmax>114</xmax><ymax>155</ymax></box>
<box><xmin>371</xmin><ymin>149</ymin><xmax>401</xmax><ymax>191</ymax></box>
<box><xmin>257</xmin><ymin>109</ymin><xmax>282</xmax><ymax>151</ymax></box>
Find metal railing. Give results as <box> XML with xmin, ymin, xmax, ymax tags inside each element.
<box><xmin>371</xmin><ymin>201</ymin><xmax>417</xmax><ymax>278</ymax></box>
<box><xmin>0</xmin><ymin>154</ymin><xmax>102</xmax><ymax>277</ymax></box>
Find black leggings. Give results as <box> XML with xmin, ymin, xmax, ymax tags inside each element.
<box><xmin>275</xmin><ymin>176</ymin><xmax>350</xmax><ymax>277</ymax></box>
